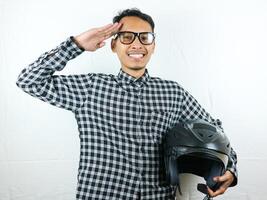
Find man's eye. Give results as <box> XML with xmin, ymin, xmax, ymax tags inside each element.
<box><xmin>123</xmin><ymin>35</ymin><xmax>133</xmax><ymax>40</ymax></box>
<box><xmin>141</xmin><ymin>36</ymin><xmax>148</xmax><ymax>41</ymax></box>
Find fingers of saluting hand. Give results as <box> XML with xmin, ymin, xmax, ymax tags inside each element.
<box><xmin>98</xmin><ymin>22</ymin><xmax>122</xmax><ymax>39</ymax></box>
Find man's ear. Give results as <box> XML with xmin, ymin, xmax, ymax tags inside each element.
<box><xmin>111</xmin><ymin>39</ymin><xmax>116</xmax><ymax>52</ymax></box>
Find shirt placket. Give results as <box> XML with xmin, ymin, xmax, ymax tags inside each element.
<box><xmin>132</xmin><ymin>82</ymin><xmax>146</xmax><ymax>199</ymax></box>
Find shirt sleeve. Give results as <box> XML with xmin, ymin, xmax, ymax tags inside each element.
<box><xmin>16</xmin><ymin>37</ymin><xmax>94</xmax><ymax>112</ymax></box>
<box><xmin>178</xmin><ymin>87</ymin><xmax>238</xmax><ymax>187</ymax></box>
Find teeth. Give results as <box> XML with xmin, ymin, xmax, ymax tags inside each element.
<box><xmin>128</xmin><ymin>54</ymin><xmax>144</xmax><ymax>58</ymax></box>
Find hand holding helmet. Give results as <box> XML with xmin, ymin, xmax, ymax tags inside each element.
<box><xmin>207</xmin><ymin>170</ymin><xmax>234</xmax><ymax>197</ymax></box>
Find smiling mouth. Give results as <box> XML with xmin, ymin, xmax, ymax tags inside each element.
<box><xmin>128</xmin><ymin>53</ymin><xmax>145</xmax><ymax>59</ymax></box>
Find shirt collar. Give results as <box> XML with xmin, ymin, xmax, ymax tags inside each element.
<box><xmin>117</xmin><ymin>68</ymin><xmax>150</xmax><ymax>87</ymax></box>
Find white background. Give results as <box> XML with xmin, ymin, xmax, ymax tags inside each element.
<box><xmin>1</xmin><ymin>0</ymin><xmax>267</xmax><ymax>199</ymax></box>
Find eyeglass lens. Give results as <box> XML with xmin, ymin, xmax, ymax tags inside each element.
<box><xmin>119</xmin><ymin>32</ymin><xmax>154</xmax><ymax>45</ymax></box>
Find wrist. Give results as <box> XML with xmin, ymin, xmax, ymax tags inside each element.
<box><xmin>70</xmin><ymin>36</ymin><xmax>85</xmax><ymax>51</ymax></box>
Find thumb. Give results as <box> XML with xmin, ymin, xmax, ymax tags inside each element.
<box><xmin>98</xmin><ymin>41</ymin><xmax>106</xmax><ymax>48</ymax></box>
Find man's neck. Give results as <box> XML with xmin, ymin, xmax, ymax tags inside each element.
<box><xmin>121</xmin><ymin>67</ymin><xmax>146</xmax><ymax>79</ymax></box>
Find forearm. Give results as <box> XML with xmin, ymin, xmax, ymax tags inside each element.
<box><xmin>16</xmin><ymin>37</ymin><xmax>92</xmax><ymax>111</ymax></box>
<box><xmin>179</xmin><ymin>87</ymin><xmax>238</xmax><ymax>186</ymax></box>
<box><xmin>16</xmin><ymin>37</ymin><xmax>83</xmax><ymax>93</ymax></box>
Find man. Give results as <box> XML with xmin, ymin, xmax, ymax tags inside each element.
<box><xmin>16</xmin><ymin>8</ymin><xmax>237</xmax><ymax>200</ymax></box>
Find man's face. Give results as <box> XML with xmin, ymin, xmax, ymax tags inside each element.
<box><xmin>111</xmin><ymin>16</ymin><xmax>155</xmax><ymax>75</ymax></box>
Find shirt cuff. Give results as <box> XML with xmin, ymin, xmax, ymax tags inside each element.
<box><xmin>227</xmin><ymin>168</ymin><xmax>238</xmax><ymax>187</ymax></box>
<box><xmin>70</xmin><ymin>36</ymin><xmax>85</xmax><ymax>51</ymax></box>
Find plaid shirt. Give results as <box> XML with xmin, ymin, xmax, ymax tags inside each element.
<box><xmin>16</xmin><ymin>37</ymin><xmax>237</xmax><ymax>200</ymax></box>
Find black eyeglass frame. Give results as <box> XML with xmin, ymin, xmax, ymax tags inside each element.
<box><xmin>114</xmin><ymin>31</ymin><xmax>155</xmax><ymax>45</ymax></box>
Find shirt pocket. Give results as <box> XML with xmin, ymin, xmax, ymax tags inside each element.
<box><xmin>149</xmin><ymin>110</ymin><xmax>175</xmax><ymax>143</ymax></box>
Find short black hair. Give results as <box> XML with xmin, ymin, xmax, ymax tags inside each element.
<box><xmin>113</xmin><ymin>8</ymin><xmax>155</xmax><ymax>32</ymax></box>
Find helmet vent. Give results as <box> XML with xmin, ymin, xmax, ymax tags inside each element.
<box><xmin>193</xmin><ymin>123</ymin><xmax>216</xmax><ymax>132</ymax></box>
<box><xmin>198</xmin><ymin>133</ymin><xmax>204</xmax><ymax>137</ymax></box>
<box><xmin>196</xmin><ymin>131</ymin><xmax>214</xmax><ymax>139</ymax></box>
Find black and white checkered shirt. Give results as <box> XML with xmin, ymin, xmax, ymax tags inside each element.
<box><xmin>16</xmin><ymin>37</ymin><xmax>237</xmax><ymax>200</ymax></box>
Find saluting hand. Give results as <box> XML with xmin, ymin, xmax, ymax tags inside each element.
<box><xmin>73</xmin><ymin>22</ymin><xmax>122</xmax><ymax>51</ymax></box>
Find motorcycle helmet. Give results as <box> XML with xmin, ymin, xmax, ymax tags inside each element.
<box><xmin>163</xmin><ymin>120</ymin><xmax>231</xmax><ymax>198</ymax></box>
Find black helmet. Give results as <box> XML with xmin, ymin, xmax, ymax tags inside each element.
<box><xmin>163</xmin><ymin>120</ymin><xmax>231</xmax><ymax>198</ymax></box>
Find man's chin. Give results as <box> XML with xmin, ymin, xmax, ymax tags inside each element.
<box><xmin>128</xmin><ymin>66</ymin><xmax>146</xmax><ymax>71</ymax></box>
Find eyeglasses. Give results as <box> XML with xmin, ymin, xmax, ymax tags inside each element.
<box><xmin>114</xmin><ymin>31</ymin><xmax>155</xmax><ymax>45</ymax></box>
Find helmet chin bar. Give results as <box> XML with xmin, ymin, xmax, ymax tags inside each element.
<box><xmin>197</xmin><ymin>184</ymin><xmax>213</xmax><ymax>200</ymax></box>
<box><xmin>165</xmin><ymin>154</ymin><xmax>225</xmax><ymax>196</ymax></box>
